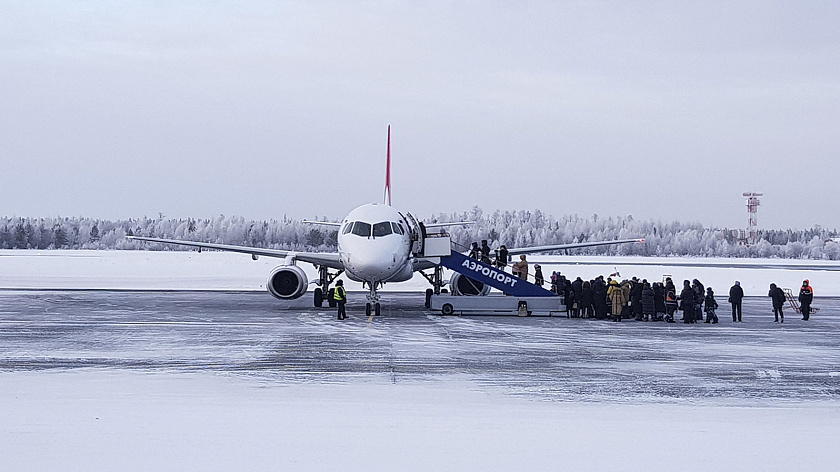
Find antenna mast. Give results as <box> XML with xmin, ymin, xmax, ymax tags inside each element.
<box><xmin>742</xmin><ymin>192</ymin><xmax>762</xmax><ymax>245</ymax></box>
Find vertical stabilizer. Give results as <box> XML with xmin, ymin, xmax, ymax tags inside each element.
<box><xmin>384</xmin><ymin>125</ymin><xmax>392</xmax><ymax>206</ymax></box>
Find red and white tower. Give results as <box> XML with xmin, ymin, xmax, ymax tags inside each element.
<box><xmin>743</xmin><ymin>192</ymin><xmax>762</xmax><ymax>245</ymax></box>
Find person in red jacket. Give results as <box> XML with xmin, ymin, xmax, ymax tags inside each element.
<box><xmin>799</xmin><ymin>280</ymin><xmax>814</xmax><ymax>321</ymax></box>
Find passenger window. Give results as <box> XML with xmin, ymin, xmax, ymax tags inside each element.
<box><xmin>391</xmin><ymin>222</ymin><xmax>403</xmax><ymax>234</ymax></box>
<box><xmin>342</xmin><ymin>222</ymin><xmax>354</xmax><ymax>235</ymax></box>
<box><xmin>373</xmin><ymin>221</ymin><xmax>392</xmax><ymax>237</ymax></box>
<box><xmin>351</xmin><ymin>221</ymin><xmax>371</xmax><ymax>237</ymax></box>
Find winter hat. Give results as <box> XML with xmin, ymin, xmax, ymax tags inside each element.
<box><xmin>735</xmin><ymin>281</ymin><xmax>740</xmax><ymax>285</ymax></box>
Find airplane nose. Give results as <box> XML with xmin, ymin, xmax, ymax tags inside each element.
<box><xmin>352</xmin><ymin>258</ymin><xmax>390</xmax><ymax>277</ymax></box>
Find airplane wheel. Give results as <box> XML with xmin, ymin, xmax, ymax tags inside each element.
<box><xmin>374</xmin><ymin>303</ymin><xmax>381</xmax><ymax>316</ymax></box>
<box><xmin>365</xmin><ymin>303</ymin><xmax>372</xmax><ymax>316</ymax></box>
<box><xmin>441</xmin><ymin>303</ymin><xmax>454</xmax><ymax>316</ymax></box>
<box><xmin>328</xmin><ymin>289</ymin><xmax>337</xmax><ymax>308</ymax></box>
<box><xmin>425</xmin><ymin>289</ymin><xmax>433</xmax><ymax>308</ymax></box>
<box><xmin>314</xmin><ymin>288</ymin><xmax>323</xmax><ymax>307</ymax></box>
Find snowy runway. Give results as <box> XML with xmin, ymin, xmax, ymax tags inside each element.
<box><xmin>2</xmin><ymin>291</ymin><xmax>838</xmax><ymax>401</ymax></box>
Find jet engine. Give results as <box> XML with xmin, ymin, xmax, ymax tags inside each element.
<box><xmin>449</xmin><ymin>272</ymin><xmax>491</xmax><ymax>296</ymax></box>
<box><xmin>267</xmin><ymin>265</ymin><xmax>308</xmax><ymax>300</ymax></box>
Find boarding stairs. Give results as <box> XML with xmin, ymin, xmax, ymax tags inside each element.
<box><xmin>439</xmin><ymin>251</ymin><xmax>556</xmax><ymax>297</ymax></box>
<box><xmin>418</xmin><ymin>231</ymin><xmax>556</xmax><ymax>297</ymax></box>
<box><xmin>783</xmin><ymin>288</ymin><xmax>819</xmax><ymax>315</ymax></box>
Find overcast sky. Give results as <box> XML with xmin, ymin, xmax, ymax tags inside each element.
<box><xmin>2</xmin><ymin>1</ymin><xmax>838</xmax><ymax>230</ymax></box>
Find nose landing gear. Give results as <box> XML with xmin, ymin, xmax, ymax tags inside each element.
<box><xmin>364</xmin><ymin>281</ymin><xmax>382</xmax><ymax>316</ymax></box>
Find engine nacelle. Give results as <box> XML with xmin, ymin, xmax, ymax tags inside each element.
<box><xmin>449</xmin><ymin>272</ymin><xmax>491</xmax><ymax>296</ymax></box>
<box><xmin>267</xmin><ymin>265</ymin><xmax>308</xmax><ymax>300</ymax></box>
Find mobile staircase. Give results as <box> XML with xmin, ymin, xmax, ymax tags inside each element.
<box><xmin>420</xmin><ymin>233</ymin><xmax>562</xmax><ymax>316</ymax></box>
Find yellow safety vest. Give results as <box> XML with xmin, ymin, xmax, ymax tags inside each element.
<box><xmin>333</xmin><ymin>286</ymin><xmax>346</xmax><ymax>301</ymax></box>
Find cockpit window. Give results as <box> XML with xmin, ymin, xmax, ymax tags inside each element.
<box><xmin>342</xmin><ymin>222</ymin><xmax>353</xmax><ymax>235</ymax></box>
<box><xmin>351</xmin><ymin>221</ymin><xmax>371</xmax><ymax>237</ymax></box>
<box><xmin>391</xmin><ymin>222</ymin><xmax>404</xmax><ymax>235</ymax></box>
<box><xmin>373</xmin><ymin>221</ymin><xmax>392</xmax><ymax>237</ymax></box>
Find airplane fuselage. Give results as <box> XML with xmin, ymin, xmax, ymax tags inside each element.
<box><xmin>337</xmin><ymin>203</ymin><xmax>415</xmax><ymax>285</ymax></box>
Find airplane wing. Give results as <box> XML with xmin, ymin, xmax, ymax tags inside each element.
<box><xmin>302</xmin><ymin>220</ymin><xmax>342</xmax><ymax>227</ymax></box>
<box><xmin>424</xmin><ymin>222</ymin><xmax>473</xmax><ymax>228</ymax></box>
<box><xmin>126</xmin><ymin>236</ymin><xmax>343</xmax><ymax>269</ymax></box>
<box><xmin>506</xmin><ymin>238</ymin><xmax>645</xmax><ymax>256</ymax></box>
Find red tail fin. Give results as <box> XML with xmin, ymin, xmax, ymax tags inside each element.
<box><xmin>384</xmin><ymin>125</ymin><xmax>392</xmax><ymax>206</ymax></box>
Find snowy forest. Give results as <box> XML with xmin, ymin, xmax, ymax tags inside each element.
<box><xmin>2</xmin><ymin>207</ymin><xmax>840</xmax><ymax>260</ymax></box>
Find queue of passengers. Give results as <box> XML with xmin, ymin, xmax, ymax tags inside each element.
<box><xmin>550</xmin><ymin>274</ymin><xmax>727</xmax><ymax>324</ymax></box>
<box><xmin>469</xmin><ymin>241</ymin><xmax>815</xmax><ymax>323</ymax></box>
<box><xmin>551</xmin><ymin>272</ymin><xmax>728</xmax><ymax>324</ymax></box>
<box><xmin>550</xmin><ymin>274</ymin><xmax>816</xmax><ymax>323</ymax></box>
<box><xmin>547</xmin><ymin>274</ymin><xmax>699</xmax><ymax>322</ymax></box>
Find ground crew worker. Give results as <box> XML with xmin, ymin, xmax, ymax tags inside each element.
<box><xmin>799</xmin><ymin>280</ymin><xmax>813</xmax><ymax>321</ymax></box>
<box><xmin>334</xmin><ymin>280</ymin><xmax>347</xmax><ymax>320</ymax></box>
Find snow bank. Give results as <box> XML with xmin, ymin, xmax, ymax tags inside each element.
<box><xmin>3</xmin><ymin>370</ymin><xmax>838</xmax><ymax>472</ymax></box>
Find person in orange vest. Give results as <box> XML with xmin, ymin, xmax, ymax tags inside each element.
<box><xmin>799</xmin><ymin>279</ymin><xmax>814</xmax><ymax>321</ymax></box>
<box><xmin>334</xmin><ymin>279</ymin><xmax>347</xmax><ymax>320</ymax></box>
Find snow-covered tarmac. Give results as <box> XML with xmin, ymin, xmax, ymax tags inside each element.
<box><xmin>1</xmin><ymin>250</ymin><xmax>839</xmax><ymax>471</ymax></box>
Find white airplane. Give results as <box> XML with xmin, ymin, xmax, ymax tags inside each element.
<box><xmin>128</xmin><ymin>126</ymin><xmax>642</xmax><ymax>315</ymax></box>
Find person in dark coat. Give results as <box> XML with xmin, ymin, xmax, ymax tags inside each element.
<box><xmin>630</xmin><ymin>278</ymin><xmax>643</xmax><ymax>321</ymax></box>
<box><xmin>799</xmin><ymin>279</ymin><xmax>814</xmax><ymax>321</ymax></box>
<box><xmin>679</xmin><ymin>280</ymin><xmax>696</xmax><ymax>323</ymax></box>
<box><xmin>641</xmin><ymin>282</ymin><xmax>655</xmax><ymax>322</ymax></box>
<box><xmin>564</xmin><ymin>279</ymin><xmax>575</xmax><ymax>317</ymax></box>
<box><xmin>664</xmin><ymin>285</ymin><xmax>678</xmax><ymax>323</ymax></box>
<box><xmin>571</xmin><ymin>277</ymin><xmax>584</xmax><ymax>317</ymax></box>
<box><xmin>769</xmin><ymin>283</ymin><xmax>786</xmax><ymax>323</ymax></box>
<box><xmin>704</xmin><ymin>287</ymin><xmax>719</xmax><ymax>323</ymax></box>
<box><xmin>729</xmin><ymin>281</ymin><xmax>744</xmax><ymax>322</ymax></box>
<box><xmin>480</xmin><ymin>240</ymin><xmax>492</xmax><ymax>264</ymax></box>
<box><xmin>534</xmin><ymin>264</ymin><xmax>545</xmax><ymax>287</ymax></box>
<box><xmin>580</xmin><ymin>280</ymin><xmax>594</xmax><ymax>318</ymax></box>
<box><xmin>664</xmin><ymin>278</ymin><xmax>677</xmax><ymax>323</ymax></box>
<box><xmin>653</xmin><ymin>282</ymin><xmax>666</xmax><ymax>321</ymax></box>
<box><xmin>495</xmin><ymin>245</ymin><xmax>509</xmax><ymax>269</ymax></box>
<box><xmin>468</xmin><ymin>242</ymin><xmax>480</xmax><ymax>260</ymax></box>
<box><xmin>692</xmin><ymin>279</ymin><xmax>705</xmax><ymax>318</ymax></box>
<box><xmin>593</xmin><ymin>276</ymin><xmax>609</xmax><ymax>320</ymax></box>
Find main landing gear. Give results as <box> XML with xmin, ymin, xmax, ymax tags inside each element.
<box><xmin>314</xmin><ymin>265</ymin><xmax>344</xmax><ymax>308</ymax></box>
<box><xmin>419</xmin><ymin>266</ymin><xmax>445</xmax><ymax>308</ymax></box>
<box><xmin>364</xmin><ymin>281</ymin><xmax>382</xmax><ymax>317</ymax></box>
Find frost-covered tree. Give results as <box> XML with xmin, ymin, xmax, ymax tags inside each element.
<box><xmin>1</xmin><ymin>210</ymin><xmax>839</xmax><ymax>259</ymax></box>
<box><xmin>89</xmin><ymin>223</ymin><xmax>100</xmax><ymax>242</ymax></box>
